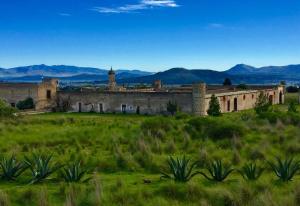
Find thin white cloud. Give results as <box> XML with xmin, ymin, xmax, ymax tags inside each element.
<box><xmin>93</xmin><ymin>0</ymin><xmax>179</xmax><ymax>14</ymax></box>
<box><xmin>59</xmin><ymin>13</ymin><xmax>71</xmax><ymax>17</ymax></box>
<box><xmin>208</xmin><ymin>23</ymin><xmax>225</xmax><ymax>28</ymax></box>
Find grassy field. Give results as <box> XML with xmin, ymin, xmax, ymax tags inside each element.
<box><xmin>0</xmin><ymin>94</ymin><xmax>299</xmax><ymax>205</ymax></box>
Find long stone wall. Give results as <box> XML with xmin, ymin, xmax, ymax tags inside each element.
<box><xmin>58</xmin><ymin>91</ymin><xmax>193</xmax><ymax>114</ymax></box>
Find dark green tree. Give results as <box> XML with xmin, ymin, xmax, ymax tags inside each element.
<box><xmin>280</xmin><ymin>80</ymin><xmax>286</xmax><ymax>85</ymax></box>
<box><xmin>254</xmin><ymin>92</ymin><xmax>271</xmax><ymax>115</ymax></box>
<box><xmin>167</xmin><ymin>101</ymin><xmax>178</xmax><ymax>116</ymax></box>
<box><xmin>16</xmin><ymin>97</ymin><xmax>35</xmax><ymax>110</ymax></box>
<box><xmin>236</xmin><ymin>84</ymin><xmax>248</xmax><ymax>90</ymax></box>
<box><xmin>207</xmin><ymin>94</ymin><xmax>221</xmax><ymax>116</ymax></box>
<box><xmin>223</xmin><ymin>78</ymin><xmax>232</xmax><ymax>86</ymax></box>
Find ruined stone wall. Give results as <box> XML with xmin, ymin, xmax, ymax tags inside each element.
<box><xmin>0</xmin><ymin>79</ymin><xmax>58</xmax><ymax>110</ymax></box>
<box><xmin>0</xmin><ymin>83</ymin><xmax>39</xmax><ymax>107</ymax></box>
<box><xmin>204</xmin><ymin>86</ymin><xmax>284</xmax><ymax>115</ymax></box>
<box><xmin>57</xmin><ymin>91</ymin><xmax>193</xmax><ymax>114</ymax></box>
<box><xmin>36</xmin><ymin>79</ymin><xmax>58</xmax><ymax>110</ymax></box>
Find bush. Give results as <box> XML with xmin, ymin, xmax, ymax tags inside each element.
<box><xmin>17</xmin><ymin>98</ymin><xmax>35</xmax><ymax>110</ymax></box>
<box><xmin>200</xmin><ymin>159</ymin><xmax>234</xmax><ymax>182</ymax></box>
<box><xmin>255</xmin><ymin>92</ymin><xmax>271</xmax><ymax>115</ymax></box>
<box><xmin>207</xmin><ymin>94</ymin><xmax>221</xmax><ymax>116</ymax></box>
<box><xmin>268</xmin><ymin>157</ymin><xmax>300</xmax><ymax>181</ymax></box>
<box><xmin>167</xmin><ymin>101</ymin><xmax>179</xmax><ymax>116</ymax></box>
<box><xmin>0</xmin><ymin>100</ymin><xmax>17</xmax><ymax>117</ymax></box>
<box><xmin>24</xmin><ymin>154</ymin><xmax>62</xmax><ymax>184</ymax></box>
<box><xmin>141</xmin><ymin>117</ymin><xmax>173</xmax><ymax>138</ymax></box>
<box><xmin>259</xmin><ymin>111</ymin><xmax>300</xmax><ymax>125</ymax></box>
<box><xmin>160</xmin><ymin>156</ymin><xmax>200</xmax><ymax>182</ymax></box>
<box><xmin>186</xmin><ymin>117</ymin><xmax>245</xmax><ymax>140</ymax></box>
<box><xmin>238</xmin><ymin>162</ymin><xmax>264</xmax><ymax>181</ymax></box>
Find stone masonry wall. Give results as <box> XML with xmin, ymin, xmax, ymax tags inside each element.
<box><xmin>58</xmin><ymin>91</ymin><xmax>193</xmax><ymax>114</ymax></box>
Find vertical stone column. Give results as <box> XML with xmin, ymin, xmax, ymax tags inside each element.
<box><xmin>192</xmin><ymin>83</ymin><xmax>206</xmax><ymax>116</ymax></box>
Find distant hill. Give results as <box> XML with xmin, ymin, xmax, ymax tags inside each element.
<box><xmin>118</xmin><ymin>65</ymin><xmax>300</xmax><ymax>85</ymax></box>
<box><xmin>118</xmin><ymin>68</ymin><xmax>228</xmax><ymax>84</ymax></box>
<box><xmin>0</xmin><ymin>65</ymin><xmax>153</xmax><ymax>82</ymax></box>
<box><xmin>226</xmin><ymin>64</ymin><xmax>300</xmax><ymax>78</ymax></box>
<box><xmin>1</xmin><ymin>64</ymin><xmax>300</xmax><ymax>84</ymax></box>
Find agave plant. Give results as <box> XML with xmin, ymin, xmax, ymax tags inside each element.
<box><xmin>268</xmin><ymin>157</ymin><xmax>300</xmax><ymax>181</ymax></box>
<box><xmin>62</xmin><ymin>162</ymin><xmax>90</xmax><ymax>183</ymax></box>
<box><xmin>238</xmin><ymin>162</ymin><xmax>264</xmax><ymax>181</ymax></box>
<box><xmin>0</xmin><ymin>155</ymin><xmax>27</xmax><ymax>181</ymax></box>
<box><xmin>160</xmin><ymin>156</ymin><xmax>200</xmax><ymax>182</ymax></box>
<box><xmin>200</xmin><ymin>160</ymin><xmax>234</xmax><ymax>182</ymax></box>
<box><xmin>24</xmin><ymin>154</ymin><xmax>62</xmax><ymax>184</ymax></box>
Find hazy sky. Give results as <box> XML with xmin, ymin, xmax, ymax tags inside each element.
<box><xmin>1</xmin><ymin>0</ymin><xmax>300</xmax><ymax>72</ymax></box>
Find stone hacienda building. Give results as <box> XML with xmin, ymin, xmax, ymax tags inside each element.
<box><xmin>0</xmin><ymin>68</ymin><xmax>285</xmax><ymax>115</ymax></box>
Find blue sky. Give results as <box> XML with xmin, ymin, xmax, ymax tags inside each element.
<box><xmin>1</xmin><ymin>0</ymin><xmax>300</xmax><ymax>72</ymax></box>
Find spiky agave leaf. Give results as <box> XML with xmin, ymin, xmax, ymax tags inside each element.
<box><xmin>268</xmin><ymin>157</ymin><xmax>300</xmax><ymax>181</ymax></box>
<box><xmin>24</xmin><ymin>153</ymin><xmax>62</xmax><ymax>184</ymax></box>
<box><xmin>238</xmin><ymin>162</ymin><xmax>264</xmax><ymax>181</ymax></box>
<box><xmin>200</xmin><ymin>160</ymin><xmax>234</xmax><ymax>182</ymax></box>
<box><xmin>62</xmin><ymin>162</ymin><xmax>90</xmax><ymax>183</ymax></box>
<box><xmin>160</xmin><ymin>156</ymin><xmax>200</xmax><ymax>182</ymax></box>
<box><xmin>0</xmin><ymin>155</ymin><xmax>28</xmax><ymax>181</ymax></box>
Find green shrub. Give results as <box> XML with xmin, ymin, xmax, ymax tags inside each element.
<box><xmin>0</xmin><ymin>100</ymin><xmax>17</xmax><ymax>117</ymax></box>
<box><xmin>167</xmin><ymin>101</ymin><xmax>179</xmax><ymax>116</ymax></box>
<box><xmin>268</xmin><ymin>157</ymin><xmax>300</xmax><ymax>181</ymax></box>
<box><xmin>161</xmin><ymin>156</ymin><xmax>200</xmax><ymax>182</ymax></box>
<box><xmin>186</xmin><ymin>117</ymin><xmax>245</xmax><ymax>140</ymax></box>
<box><xmin>141</xmin><ymin>117</ymin><xmax>173</xmax><ymax>138</ymax></box>
<box><xmin>0</xmin><ymin>155</ymin><xmax>27</xmax><ymax>181</ymax></box>
<box><xmin>259</xmin><ymin>111</ymin><xmax>300</xmax><ymax>125</ymax></box>
<box><xmin>238</xmin><ymin>162</ymin><xmax>264</xmax><ymax>181</ymax></box>
<box><xmin>62</xmin><ymin>162</ymin><xmax>90</xmax><ymax>183</ymax></box>
<box><xmin>25</xmin><ymin>154</ymin><xmax>62</xmax><ymax>184</ymax></box>
<box><xmin>200</xmin><ymin>159</ymin><xmax>234</xmax><ymax>182</ymax></box>
<box><xmin>207</xmin><ymin>94</ymin><xmax>221</xmax><ymax>116</ymax></box>
<box><xmin>16</xmin><ymin>97</ymin><xmax>35</xmax><ymax>110</ymax></box>
<box><xmin>255</xmin><ymin>92</ymin><xmax>271</xmax><ymax>115</ymax></box>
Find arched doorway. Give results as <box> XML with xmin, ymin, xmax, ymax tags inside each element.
<box><xmin>279</xmin><ymin>92</ymin><xmax>283</xmax><ymax>104</ymax></box>
<box><xmin>234</xmin><ymin>98</ymin><xmax>238</xmax><ymax>111</ymax></box>
<box><xmin>78</xmin><ymin>102</ymin><xmax>82</xmax><ymax>112</ymax></box>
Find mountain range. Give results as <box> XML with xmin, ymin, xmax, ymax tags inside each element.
<box><xmin>0</xmin><ymin>64</ymin><xmax>300</xmax><ymax>85</ymax></box>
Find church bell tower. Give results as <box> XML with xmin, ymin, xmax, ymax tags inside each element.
<box><xmin>108</xmin><ymin>67</ymin><xmax>117</xmax><ymax>91</ymax></box>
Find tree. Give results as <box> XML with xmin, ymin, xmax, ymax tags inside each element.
<box><xmin>286</xmin><ymin>86</ymin><xmax>299</xmax><ymax>93</ymax></box>
<box><xmin>167</xmin><ymin>101</ymin><xmax>178</xmax><ymax>116</ymax></box>
<box><xmin>207</xmin><ymin>94</ymin><xmax>221</xmax><ymax>116</ymax></box>
<box><xmin>280</xmin><ymin>80</ymin><xmax>286</xmax><ymax>85</ymax></box>
<box><xmin>236</xmin><ymin>84</ymin><xmax>248</xmax><ymax>90</ymax></box>
<box><xmin>254</xmin><ymin>92</ymin><xmax>271</xmax><ymax>115</ymax></box>
<box><xmin>0</xmin><ymin>100</ymin><xmax>17</xmax><ymax>117</ymax></box>
<box><xmin>223</xmin><ymin>78</ymin><xmax>232</xmax><ymax>86</ymax></box>
<box><xmin>16</xmin><ymin>97</ymin><xmax>35</xmax><ymax>110</ymax></box>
